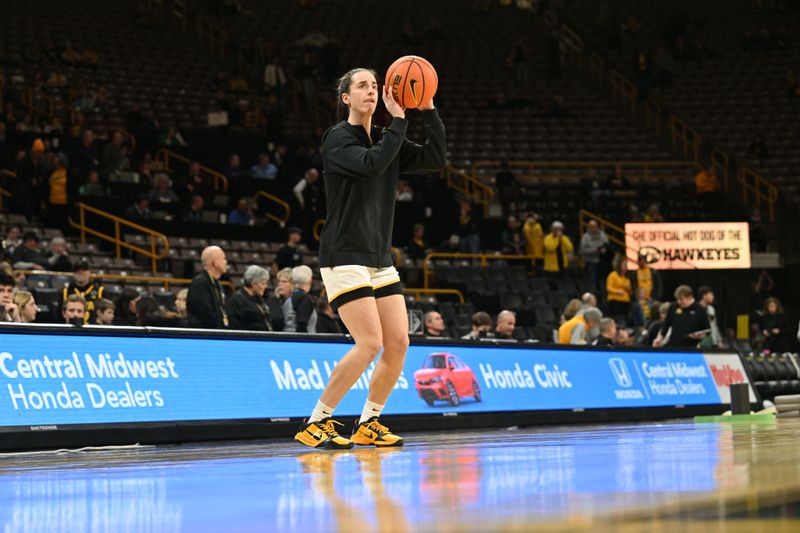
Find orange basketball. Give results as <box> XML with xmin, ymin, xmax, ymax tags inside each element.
<box><xmin>385</xmin><ymin>55</ymin><xmax>438</xmax><ymax>109</ymax></box>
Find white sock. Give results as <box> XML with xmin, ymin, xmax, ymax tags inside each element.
<box><xmin>309</xmin><ymin>400</ymin><xmax>334</xmax><ymax>423</ymax></box>
<box><xmin>359</xmin><ymin>399</ymin><xmax>384</xmax><ymax>424</ymax></box>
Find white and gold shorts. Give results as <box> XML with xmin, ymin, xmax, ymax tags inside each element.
<box><xmin>320</xmin><ymin>265</ymin><xmax>403</xmax><ymax>311</ymax></box>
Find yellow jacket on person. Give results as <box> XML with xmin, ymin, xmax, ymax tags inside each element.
<box><xmin>523</xmin><ymin>220</ymin><xmax>544</xmax><ymax>259</ymax></box>
<box><xmin>606</xmin><ymin>271</ymin><xmax>632</xmax><ymax>303</ymax></box>
<box><xmin>543</xmin><ymin>233</ymin><xmax>573</xmax><ymax>272</ymax></box>
<box><xmin>49</xmin><ymin>168</ymin><xmax>68</xmax><ymax>205</ymax></box>
<box><xmin>558</xmin><ymin>314</ymin><xmax>587</xmax><ymax>344</ymax></box>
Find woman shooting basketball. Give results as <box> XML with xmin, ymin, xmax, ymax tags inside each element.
<box><xmin>295</xmin><ymin>67</ymin><xmax>446</xmax><ymax>449</ymax></box>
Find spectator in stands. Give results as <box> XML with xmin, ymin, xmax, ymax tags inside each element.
<box><xmin>584</xmin><ymin>167</ymin><xmax>609</xmax><ymax>208</ymax></box>
<box><xmin>251</xmin><ymin>153</ymin><xmax>278</xmax><ymax>180</ymax></box>
<box><xmin>406</xmin><ymin>224</ymin><xmax>432</xmax><ymax>262</ymax></box>
<box><xmin>224</xmin><ymin>154</ymin><xmax>246</xmax><ymax>180</ymax></box>
<box><xmin>159</xmin><ymin>125</ymin><xmax>187</xmax><ymax>147</ymax></box>
<box><xmin>760</xmin><ymin>297</ymin><xmax>789</xmax><ymax>354</ymax></box>
<box><xmin>62</xmin><ymin>294</ymin><xmax>86</xmax><ymax>326</ymax></box>
<box><xmin>561</xmin><ymin>299</ymin><xmax>583</xmax><ymax>324</ymax></box>
<box><xmin>283</xmin><ymin>265</ymin><xmax>317</xmax><ymax>333</ymax></box>
<box><xmin>643</xmin><ymin>203</ymin><xmax>664</xmax><ymax>223</ymax></box>
<box><xmin>749</xmin><ymin>207</ymin><xmax>768</xmax><ymax>252</ymax></box>
<box><xmin>183</xmin><ymin>162</ymin><xmax>213</xmax><ymax>202</ymax></box>
<box><xmin>606</xmin><ymin>256</ymin><xmax>632</xmax><ymax>320</ymax></box>
<box><xmin>61</xmin><ymin>40</ymin><xmax>80</xmax><ymax>65</ymax></box>
<box><xmin>78</xmin><ymin>170</ymin><xmax>108</xmax><ymax>197</ymax></box>
<box><xmin>630</xmin><ymin>287</ymin><xmax>655</xmax><ymax>328</ymax></box>
<box><xmin>501</xmin><ymin>215</ymin><xmax>527</xmax><ymax>256</ymax></box>
<box><xmin>607</xmin><ymin>164</ymin><xmax>632</xmax><ymax>196</ymax></box>
<box><xmin>125</xmin><ymin>194</ymin><xmax>152</xmax><ymax>221</ymax></box>
<box><xmin>15</xmin><ymin>138</ymin><xmax>51</xmax><ymax>220</ymax></box>
<box><xmin>267</xmin><ymin>267</ymin><xmax>292</xmax><ymax>332</ymax></box>
<box><xmin>523</xmin><ymin>212</ymin><xmax>544</xmax><ymax>271</ymax></box>
<box><xmin>149</xmin><ymin>174</ymin><xmax>179</xmax><ymax>204</ymax></box>
<box><xmin>187</xmin><ymin>246</ymin><xmax>229</xmax><ymax>329</ymax></box>
<box><xmin>94</xmin><ymin>298</ymin><xmax>115</xmax><ymax>325</ymax></box>
<box><xmin>652</xmin><ymin>46</ymin><xmax>674</xmax><ymax>90</ymax></box>
<box><xmin>616</xmin><ymin>327</ymin><xmax>635</xmax><ymax>347</ymax></box>
<box><xmin>461</xmin><ymin>311</ymin><xmax>492</xmax><ymax>340</ymax></box>
<box><xmin>579</xmin><ymin>220</ymin><xmax>609</xmax><ymax>292</ymax></box>
<box><xmin>275</xmin><ymin>227</ymin><xmax>304</xmax><ymax>271</ymax></box>
<box><xmin>748</xmin><ymin>135</ymin><xmax>769</xmax><ymax>163</ymax></box>
<box><xmin>174</xmin><ymin>289</ymin><xmax>188</xmax><ymax>321</ymax></box>
<box><xmin>593</xmin><ymin>318</ymin><xmax>617</xmax><ymax>347</ymax></box>
<box><xmin>228</xmin><ymin>197</ymin><xmax>255</xmax><ymax>225</ymax></box>
<box><xmin>457</xmin><ymin>198</ymin><xmax>481</xmax><ymax>253</ymax></box>
<box><xmin>695</xmin><ymin>164</ymin><xmax>721</xmax><ymax>197</ymax></box>
<box><xmin>99</xmin><ymin>130</ymin><xmax>125</xmax><ymax>179</ymax></box>
<box><xmin>227</xmin><ymin>265</ymin><xmax>272</xmax><ymax>331</ymax></box>
<box><xmin>581</xmin><ymin>292</ymin><xmax>598</xmax><ymax>310</ymax></box>
<box><xmin>698</xmin><ymin>286</ymin><xmax>722</xmax><ymax>348</ymax></box>
<box><xmin>316</xmin><ymin>296</ymin><xmax>344</xmax><ymax>334</ymax></box>
<box><xmin>559</xmin><ymin>307</ymin><xmax>602</xmax><ymax>345</ymax></box>
<box><xmin>62</xmin><ymin>260</ymin><xmax>104</xmax><ymax>324</ymax></box>
<box><xmin>0</xmin><ymin>271</ymin><xmax>19</xmax><ymax>322</ymax></box>
<box><xmin>113</xmin><ymin>288</ymin><xmax>141</xmax><ymax>326</ymax></box>
<box><xmin>396</xmin><ymin>180</ymin><xmax>413</xmax><ymax>202</ymax></box>
<box><xmin>628</xmin><ymin>205</ymin><xmax>643</xmax><ymax>223</ymax></box>
<box><xmin>495</xmin><ymin>160</ymin><xmax>522</xmax><ymax>219</ymax></box>
<box><xmin>71</xmin><ymin>129</ymin><xmax>98</xmax><ymax>178</ymax></box>
<box><xmin>13</xmin><ymin>291</ymin><xmax>37</xmax><ymax>323</ymax></box>
<box><xmin>135</xmin><ymin>296</ymin><xmax>183</xmax><ymax>327</ymax></box>
<box><xmin>46</xmin><ymin>236</ymin><xmax>72</xmax><ymax>272</ymax></box>
<box><xmin>644</xmin><ymin>302</ymin><xmax>671</xmax><ymax>347</ymax></box>
<box><xmin>543</xmin><ymin>221</ymin><xmax>574</xmax><ymax>277</ymax></box>
<box><xmin>630</xmin><ymin>252</ymin><xmax>662</xmax><ymax>300</ymax></box>
<box><xmin>495</xmin><ymin>310</ymin><xmax>517</xmax><ymax>339</ymax></box>
<box><xmin>47</xmin><ymin>153</ymin><xmax>69</xmax><ymax>227</ymax></box>
<box><xmin>182</xmin><ymin>195</ymin><xmax>205</xmax><ymax>223</ymax></box>
<box><xmin>654</xmin><ymin>285</ymin><xmax>710</xmax><ymax>348</ymax></box>
<box><xmin>423</xmin><ymin>311</ymin><xmax>447</xmax><ymax>338</ymax></box>
<box><xmin>2</xmin><ymin>226</ymin><xmax>22</xmax><ymax>257</ymax></box>
<box><xmin>12</xmin><ymin>231</ymin><xmax>47</xmax><ymax>269</ymax></box>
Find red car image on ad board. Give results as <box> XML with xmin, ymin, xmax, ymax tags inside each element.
<box><xmin>414</xmin><ymin>353</ymin><xmax>482</xmax><ymax>406</ymax></box>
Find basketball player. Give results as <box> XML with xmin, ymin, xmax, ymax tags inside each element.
<box><xmin>294</xmin><ymin>68</ymin><xmax>446</xmax><ymax>449</ymax></box>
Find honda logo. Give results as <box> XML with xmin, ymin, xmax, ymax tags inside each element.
<box><xmin>609</xmin><ymin>358</ymin><xmax>632</xmax><ymax>388</ymax></box>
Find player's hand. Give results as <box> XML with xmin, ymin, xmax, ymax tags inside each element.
<box><xmin>418</xmin><ymin>97</ymin><xmax>435</xmax><ymax>111</ymax></box>
<box><xmin>383</xmin><ymin>86</ymin><xmax>405</xmax><ymax>119</ymax></box>
<box><xmin>688</xmin><ymin>331</ymin><xmax>707</xmax><ymax>340</ymax></box>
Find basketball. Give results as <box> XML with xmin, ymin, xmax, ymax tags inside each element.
<box><xmin>385</xmin><ymin>55</ymin><xmax>438</xmax><ymax>109</ymax></box>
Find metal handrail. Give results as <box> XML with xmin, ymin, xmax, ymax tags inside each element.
<box><xmin>578</xmin><ymin>209</ymin><xmax>625</xmax><ymax>249</ymax></box>
<box><xmin>312</xmin><ymin>218</ymin><xmax>325</xmax><ymax>241</ymax></box>
<box><xmin>422</xmin><ymin>252</ymin><xmax>534</xmax><ymax>289</ymax></box>
<box><xmin>738</xmin><ymin>165</ymin><xmax>778</xmax><ymax>222</ymax></box>
<box><xmin>254</xmin><ymin>190</ymin><xmax>290</xmax><ymax>225</ymax></box>
<box><xmin>21</xmin><ymin>269</ymin><xmax>234</xmax><ymax>291</ymax></box>
<box><xmin>68</xmin><ymin>203</ymin><xmax>170</xmax><ymax>273</ymax></box>
<box><xmin>156</xmin><ymin>148</ymin><xmax>228</xmax><ymax>193</ymax></box>
<box><xmin>443</xmin><ymin>165</ymin><xmax>494</xmax><ymax>215</ymax></box>
<box><xmin>404</xmin><ymin>288</ymin><xmax>464</xmax><ymax>304</ymax></box>
<box><xmin>0</xmin><ymin>169</ymin><xmax>14</xmax><ymax>210</ymax></box>
<box><xmin>471</xmin><ymin>159</ymin><xmax>693</xmax><ymax>181</ymax></box>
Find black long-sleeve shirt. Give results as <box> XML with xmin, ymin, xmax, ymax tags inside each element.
<box><xmin>659</xmin><ymin>301</ymin><xmax>710</xmax><ymax>347</ymax></box>
<box><xmin>187</xmin><ymin>271</ymin><xmax>228</xmax><ymax>329</ymax></box>
<box><xmin>227</xmin><ymin>288</ymin><xmax>271</xmax><ymax>331</ymax></box>
<box><xmin>319</xmin><ymin>109</ymin><xmax>446</xmax><ymax>267</ymax></box>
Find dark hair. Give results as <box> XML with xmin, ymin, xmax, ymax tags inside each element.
<box><xmin>95</xmin><ymin>298</ymin><xmax>115</xmax><ymax>313</ymax></box>
<box><xmin>763</xmin><ymin>297</ymin><xmax>784</xmax><ymax>314</ymax></box>
<box><xmin>0</xmin><ymin>271</ymin><xmax>14</xmax><ymax>288</ymax></box>
<box><xmin>135</xmin><ymin>296</ymin><xmax>161</xmax><ymax>326</ymax></box>
<box><xmin>336</xmin><ymin>68</ymin><xmax>377</xmax><ymax>121</ymax></box>
<box><xmin>22</xmin><ymin>231</ymin><xmax>39</xmax><ymax>242</ymax></box>
<box><xmin>697</xmin><ymin>286</ymin><xmax>713</xmax><ymax>298</ymax></box>
<box><xmin>115</xmin><ymin>288</ymin><xmax>141</xmax><ymax>325</ymax></box>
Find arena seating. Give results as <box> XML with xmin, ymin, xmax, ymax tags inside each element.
<box><xmin>744</xmin><ymin>352</ymin><xmax>800</xmax><ymax>401</ymax></box>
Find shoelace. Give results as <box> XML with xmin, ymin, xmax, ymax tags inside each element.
<box><xmin>321</xmin><ymin>419</ymin><xmax>346</xmax><ymax>438</ymax></box>
<box><xmin>365</xmin><ymin>419</ymin><xmax>390</xmax><ymax>436</ymax></box>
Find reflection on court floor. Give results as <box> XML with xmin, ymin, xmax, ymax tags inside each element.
<box><xmin>1</xmin><ymin>419</ymin><xmax>799</xmax><ymax>531</ymax></box>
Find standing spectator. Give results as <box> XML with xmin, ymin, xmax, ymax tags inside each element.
<box><xmin>94</xmin><ymin>298</ymin><xmax>115</xmax><ymax>325</ymax></box>
<box><xmin>406</xmin><ymin>223</ymin><xmax>431</xmax><ymax>261</ymax></box>
<box><xmin>187</xmin><ymin>246</ymin><xmax>229</xmax><ymax>329</ymax></box>
<box><xmin>12</xmin><ymin>231</ymin><xmax>48</xmax><ymax>269</ymax></box>
<box><xmin>495</xmin><ymin>160</ymin><xmax>522</xmax><ymax>219</ymax></box>
<box><xmin>578</xmin><ymin>220</ymin><xmax>609</xmax><ymax>292</ymax></box>
<box><xmin>654</xmin><ymin>285</ymin><xmax>710</xmax><ymax>348</ymax></box>
<box><xmin>606</xmin><ymin>256</ymin><xmax>632</xmax><ymax>320</ymax></box>
<box><xmin>695</xmin><ymin>164</ymin><xmax>721</xmax><ymax>197</ymax></box>
<box><xmin>593</xmin><ymin>318</ymin><xmax>617</xmax><ymax>347</ymax></box>
<box><xmin>315</xmin><ymin>296</ymin><xmax>344</xmax><ymax>334</ymax></box>
<box><xmin>46</xmin><ymin>236</ymin><xmax>72</xmax><ymax>272</ymax></box>
<box><xmin>274</xmin><ymin>227</ymin><xmax>305</xmax><ymax>271</ymax></box>
<box><xmin>183</xmin><ymin>162</ymin><xmax>214</xmax><ymax>202</ymax></box>
<box><xmin>15</xmin><ymin>138</ymin><xmax>51</xmax><ymax>220</ymax></box>
<box><xmin>606</xmin><ymin>164</ymin><xmax>632</xmax><ymax>195</ymax></box>
<box><xmin>543</xmin><ymin>221</ymin><xmax>574</xmax><ymax>277</ymax></box>
<box><xmin>47</xmin><ymin>153</ymin><xmax>69</xmax><ymax>227</ymax></box>
<box><xmin>292</xmin><ymin>168</ymin><xmax>322</xmax><ymax>213</ymax></box>
<box><xmin>461</xmin><ymin>311</ymin><xmax>493</xmax><ymax>340</ymax></box>
<box><xmin>457</xmin><ymin>198</ymin><xmax>481</xmax><ymax>253</ymax></box>
<box><xmin>282</xmin><ymin>265</ymin><xmax>317</xmax><ymax>333</ymax></box>
<box><xmin>523</xmin><ymin>212</ymin><xmax>544</xmax><ymax>271</ymax></box>
<box><xmin>559</xmin><ymin>307</ymin><xmax>602</xmax><ymax>345</ymax></box>
<box><xmin>62</xmin><ymin>295</ymin><xmax>86</xmax><ymax>326</ymax></box>
<box><xmin>760</xmin><ymin>297</ymin><xmax>789</xmax><ymax>353</ymax></box>
<box><xmin>501</xmin><ymin>215</ymin><xmax>527</xmax><ymax>255</ymax></box>
<box><xmin>99</xmin><ymin>130</ymin><xmax>125</xmax><ymax>179</ymax></box>
<box><xmin>13</xmin><ymin>291</ymin><xmax>37</xmax><ymax>323</ymax></box>
<box><xmin>630</xmin><ymin>253</ymin><xmax>663</xmax><ymax>300</ymax></box>
<box><xmin>251</xmin><ymin>153</ymin><xmax>278</xmax><ymax>180</ymax></box>
<box><xmin>228</xmin><ymin>197</ymin><xmax>255</xmax><ymax>225</ymax></box>
<box><xmin>61</xmin><ymin>260</ymin><xmax>105</xmax><ymax>324</ymax></box>
<box><xmin>698</xmin><ymin>286</ymin><xmax>722</xmax><ymax>348</ymax></box>
<box><xmin>0</xmin><ymin>271</ymin><xmax>20</xmax><ymax>322</ymax></box>
<box><xmin>227</xmin><ymin>265</ymin><xmax>272</xmax><ymax>331</ymax></box>
<box><xmin>423</xmin><ymin>311</ymin><xmax>447</xmax><ymax>337</ymax></box>
<box><xmin>495</xmin><ymin>310</ymin><xmax>517</xmax><ymax>339</ymax></box>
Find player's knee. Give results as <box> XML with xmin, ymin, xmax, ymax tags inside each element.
<box><xmin>357</xmin><ymin>335</ymin><xmax>383</xmax><ymax>359</ymax></box>
<box><xmin>385</xmin><ymin>332</ymin><xmax>410</xmax><ymax>353</ymax></box>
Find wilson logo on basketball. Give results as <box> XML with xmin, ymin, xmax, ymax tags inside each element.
<box><xmin>709</xmin><ymin>364</ymin><xmax>744</xmax><ymax>386</ymax></box>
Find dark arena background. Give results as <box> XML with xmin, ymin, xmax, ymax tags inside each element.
<box><xmin>1</xmin><ymin>0</ymin><xmax>800</xmax><ymax>531</ymax></box>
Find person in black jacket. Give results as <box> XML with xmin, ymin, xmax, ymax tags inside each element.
<box><xmin>186</xmin><ymin>245</ymin><xmax>229</xmax><ymax>329</ymax></box>
<box><xmin>760</xmin><ymin>297</ymin><xmax>790</xmax><ymax>353</ymax></box>
<box><xmin>227</xmin><ymin>265</ymin><xmax>272</xmax><ymax>331</ymax></box>
<box><xmin>654</xmin><ymin>285</ymin><xmax>710</xmax><ymax>348</ymax></box>
<box><xmin>294</xmin><ymin>67</ymin><xmax>446</xmax><ymax>450</ymax></box>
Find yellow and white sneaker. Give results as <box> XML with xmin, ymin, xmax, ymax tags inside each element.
<box><xmin>294</xmin><ymin>418</ymin><xmax>354</xmax><ymax>449</ymax></box>
<box><xmin>351</xmin><ymin>417</ymin><xmax>404</xmax><ymax>447</ymax></box>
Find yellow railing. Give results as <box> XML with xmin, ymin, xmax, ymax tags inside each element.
<box><xmin>738</xmin><ymin>165</ymin><xmax>778</xmax><ymax>222</ymax></box>
<box><xmin>422</xmin><ymin>252</ymin><xmax>533</xmax><ymax>289</ymax></box>
<box><xmin>171</xmin><ymin>0</ymin><xmax>187</xmax><ymax>31</ymax></box>
<box><xmin>443</xmin><ymin>165</ymin><xmax>494</xmax><ymax>215</ymax></box>
<box><xmin>156</xmin><ymin>148</ymin><xmax>228</xmax><ymax>193</ymax></box>
<box><xmin>0</xmin><ymin>169</ymin><xmax>14</xmax><ymax>210</ymax></box>
<box><xmin>560</xmin><ymin>25</ymin><xmax>584</xmax><ymax>65</ymax></box>
<box><xmin>589</xmin><ymin>53</ymin><xmax>604</xmax><ymax>86</ymax></box>
<box><xmin>69</xmin><ymin>203</ymin><xmax>170</xmax><ymax>273</ymax></box>
<box><xmin>312</xmin><ymin>218</ymin><xmax>325</xmax><ymax>241</ymax></box>
<box><xmin>196</xmin><ymin>16</ymin><xmax>228</xmax><ymax>56</ymax></box>
<box><xmin>645</xmin><ymin>97</ymin><xmax>662</xmax><ymax>135</ymax></box>
<box><xmin>254</xmin><ymin>190</ymin><xmax>290</xmax><ymax>225</ymax></box>
<box><xmin>578</xmin><ymin>209</ymin><xmax>625</xmax><ymax>249</ymax></box>
<box><xmin>404</xmin><ymin>288</ymin><xmax>464</xmax><ymax>304</ymax></box>
<box><xmin>608</xmin><ymin>70</ymin><xmax>637</xmax><ymax>114</ymax></box>
<box><xmin>21</xmin><ymin>270</ymin><xmax>234</xmax><ymax>292</ymax></box>
<box><xmin>668</xmin><ymin>115</ymin><xmax>702</xmax><ymax>166</ymax></box>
